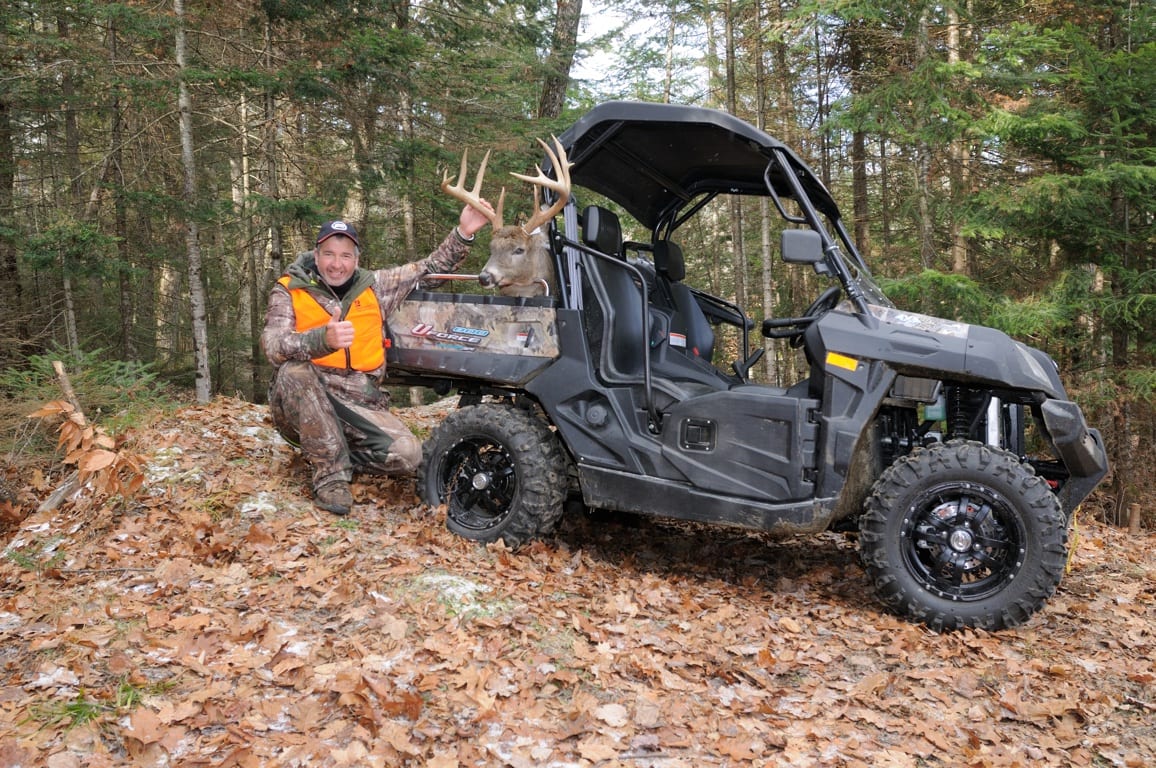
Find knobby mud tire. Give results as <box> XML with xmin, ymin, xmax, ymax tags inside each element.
<box><xmin>419</xmin><ymin>403</ymin><xmax>568</xmax><ymax>550</ymax></box>
<box><xmin>859</xmin><ymin>440</ymin><xmax>1068</xmax><ymax>632</ymax></box>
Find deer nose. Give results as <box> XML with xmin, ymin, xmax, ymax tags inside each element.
<box><xmin>478</xmin><ymin>271</ymin><xmax>495</xmax><ymax>287</ymax></box>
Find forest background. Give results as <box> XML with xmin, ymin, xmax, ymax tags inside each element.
<box><xmin>0</xmin><ymin>0</ymin><xmax>1152</xmax><ymax>527</ymax></box>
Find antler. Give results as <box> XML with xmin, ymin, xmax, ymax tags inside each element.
<box><xmin>512</xmin><ymin>136</ymin><xmax>572</xmax><ymax>235</ymax></box>
<box><xmin>441</xmin><ymin>149</ymin><xmax>506</xmax><ymax>229</ymax></box>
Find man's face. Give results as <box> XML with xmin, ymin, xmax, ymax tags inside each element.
<box><xmin>314</xmin><ymin>235</ymin><xmax>358</xmax><ymax>287</ymax></box>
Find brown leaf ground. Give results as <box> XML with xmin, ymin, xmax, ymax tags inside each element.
<box><xmin>0</xmin><ymin>396</ymin><xmax>1153</xmax><ymax>767</ymax></box>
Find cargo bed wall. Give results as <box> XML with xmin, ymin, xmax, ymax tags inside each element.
<box><xmin>386</xmin><ymin>291</ymin><xmax>560</xmax><ymax>385</ymax></box>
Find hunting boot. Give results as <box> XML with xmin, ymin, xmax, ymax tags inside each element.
<box><xmin>314</xmin><ymin>481</ymin><xmax>353</xmax><ymax>516</ymax></box>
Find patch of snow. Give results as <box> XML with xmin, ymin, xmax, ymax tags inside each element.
<box><xmin>416</xmin><ymin>572</ymin><xmax>491</xmax><ymax>605</ymax></box>
<box><xmin>283</xmin><ymin>640</ymin><xmax>311</xmax><ymax>657</ymax></box>
<box><xmin>146</xmin><ymin>445</ymin><xmax>202</xmax><ymax>486</ymax></box>
<box><xmin>360</xmin><ymin>652</ymin><xmax>412</xmax><ymax>675</ymax></box>
<box><xmin>240</xmin><ymin>491</ymin><xmax>278</xmax><ymax>518</ymax></box>
<box><xmin>29</xmin><ymin>665</ymin><xmax>80</xmax><ymax>689</ymax></box>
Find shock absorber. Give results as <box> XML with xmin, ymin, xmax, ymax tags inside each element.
<box><xmin>949</xmin><ymin>386</ymin><xmax>970</xmax><ymax>440</ymax></box>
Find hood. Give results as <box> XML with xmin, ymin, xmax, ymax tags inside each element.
<box><xmin>282</xmin><ymin>251</ymin><xmax>375</xmax><ymax>312</ymax></box>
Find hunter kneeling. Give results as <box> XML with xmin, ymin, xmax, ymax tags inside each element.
<box><xmin>261</xmin><ymin>205</ymin><xmax>494</xmax><ymax>516</ymax></box>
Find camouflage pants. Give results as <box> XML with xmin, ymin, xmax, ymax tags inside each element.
<box><xmin>268</xmin><ymin>362</ymin><xmax>422</xmax><ymax>489</ymax></box>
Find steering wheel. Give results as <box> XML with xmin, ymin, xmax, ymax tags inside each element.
<box><xmin>788</xmin><ymin>285</ymin><xmax>842</xmax><ymax>348</ymax></box>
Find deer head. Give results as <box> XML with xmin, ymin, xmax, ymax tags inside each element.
<box><xmin>441</xmin><ymin>137</ymin><xmax>572</xmax><ymax>298</ymax></box>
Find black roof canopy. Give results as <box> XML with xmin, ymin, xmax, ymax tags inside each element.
<box><xmin>553</xmin><ymin>101</ymin><xmax>843</xmax><ymax>232</ymax></box>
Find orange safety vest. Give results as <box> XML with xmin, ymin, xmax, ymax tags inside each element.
<box><xmin>279</xmin><ymin>277</ymin><xmax>385</xmax><ymax>372</ymax></box>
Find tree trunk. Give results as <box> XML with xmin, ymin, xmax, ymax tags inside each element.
<box><xmin>663</xmin><ymin>13</ymin><xmax>676</xmax><ymax>103</ymax></box>
<box><xmin>947</xmin><ymin>6</ymin><xmax>969</xmax><ymax>275</ymax></box>
<box><xmin>537</xmin><ymin>0</ymin><xmax>583</xmax><ymax>119</ymax></box>
<box><xmin>263</xmin><ymin>17</ymin><xmax>284</xmax><ymax>281</ymax></box>
<box><xmin>815</xmin><ymin>24</ymin><xmax>830</xmax><ymax>186</ymax></box>
<box><xmin>848</xmin><ymin>21</ymin><xmax>871</xmax><ymax>259</ymax></box>
<box><xmin>238</xmin><ymin>93</ymin><xmax>260</xmax><ymax>401</ymax></box>
<box><xmin>724</xmin><ymin>2</ymin><xmax>747</xmax><ymax>315</ymax></box>
<box><xmin>175</xmin><ymin>0</ymin><xmax>212</xmax><ymax>402</ymax></box>
<box><xmin>771</xmin><ymin>2</ymin><xmax>794</xmax><ymax>147</ymax></box>
<box><xmin>400</xmin><ymin>91</ymin><xmax>417</xmax><ymax>259</ymax></box>
<box><xmin>0</xmin><ymin>94</ymin><xmax>24</xmax><ymax>362</ymax></box>
<box><xmin>754</xmin><ymin>0</ymin><xmax>778</xmax><ymax>385</ymax></box>
<box><xmin>705</xmin><ymin>6</ymin><xmax>721</xmax><ymax>108</ymax></box>
<box><xmin>915</xmin><ymin>11</ymin><xmax>935</xmax><ymax>267</ymax></box>
<box><xmin>109</xmin><ymin>18</ymin><xmax>135</xmax><ymax>362</ymax></box>
<box><xmin>880</xmin><ymin>135</ymin><xmax>892</xmax><ymax>256</ymax></box>
<box><xmin>851</xmin><ymin>130</ymin><xmax>870</xmax><ymax>257</ymax></box>
<box><xmin>724</xmin><ymin>0</ymin><xmax>737</xmax><ymax>113</ymax></box>
<box><xmin>58</xmin><ymin>14</ymin><xmax>82</xmax><ymax>356</ymax></box>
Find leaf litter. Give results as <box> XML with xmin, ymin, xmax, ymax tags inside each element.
<box><xmin>0</xmin><ymin>396</ymin><xmax>1152</xmax><ymax>767</ymax></box>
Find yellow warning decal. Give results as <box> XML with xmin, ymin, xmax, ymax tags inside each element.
<box><xmin>826</xmin><ymin>351</ymin><xmax>859</xmax><ymax>371</ymax></box>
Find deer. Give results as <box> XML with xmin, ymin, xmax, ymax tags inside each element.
<box><xmin>439</xmin><ymin>137</ymin><xmax>572</xmax><ymax>298</ymax></box>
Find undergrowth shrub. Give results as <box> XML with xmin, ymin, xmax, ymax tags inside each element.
<box><xmin>0</xmin><ymin>347</ymin><xmax>178</xmax><ymax>465</ymax></box>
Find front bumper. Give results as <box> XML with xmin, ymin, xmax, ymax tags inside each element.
<box><xmin>1040</xmin><ymin>399</ymin><xmax>1110</xmax><ymax>515</ymax></box>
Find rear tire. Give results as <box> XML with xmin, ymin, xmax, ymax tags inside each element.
<box><xmin>419</xmin><ymin>403</ymin><xmax>568</xmax><ymax>549</ymax></box>
<box><xmin>859</xmin><ymin>440</ymin><xmax>1067</xmax><ymax>631</ymax></box>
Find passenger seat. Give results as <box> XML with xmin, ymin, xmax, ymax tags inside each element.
<box><xmin>653</xmin><ymin>240</ymin><xmax>715</xmax><ymax>363</ymax></box>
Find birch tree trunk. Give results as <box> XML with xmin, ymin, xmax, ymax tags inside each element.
<box><xmin>238</xmin><ymin>94</ymin><xmax>261</xmax><ymax>401</ymax></box>
<box><xmin>880</xmin><ymin>135</ymin><xmax>892</xmax><ymax>254</ymax></box>
<box><xmin>663</xmin><ymin>13</ymin><xmax>676</xmax><ymax>104</ymax></box>
<box><xmin>175</xmin><ymin>0</ymin><xmax>212</xmax><ymax>402</ymax></box>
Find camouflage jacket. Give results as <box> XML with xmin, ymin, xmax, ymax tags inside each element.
<box><xmin>261</xmin><ymin>230</ymin><xmax>472</xmax><ymax>404</ymax></box>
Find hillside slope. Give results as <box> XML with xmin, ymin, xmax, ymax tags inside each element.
<box><xmin>1</xmin><ymin>396</ymin><xmax>1152</xmax><ymax>767</ymax></box>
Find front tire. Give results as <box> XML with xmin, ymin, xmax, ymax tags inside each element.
<box><xmin>419</xmin><ymin>403</ymin><xmax>568</xmax><ymax>549</ymax></box>
<box><xmin>859</xmin><ymin>440</ymin><xmax>1067</xmax><ymax>631</ymax></box>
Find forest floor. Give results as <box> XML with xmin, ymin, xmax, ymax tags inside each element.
<box><xmin>0</xmin><ymin>396</ymin><xmax>1153</xmax><ymax>768</ymax></box>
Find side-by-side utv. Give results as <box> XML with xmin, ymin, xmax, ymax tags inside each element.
<box><xmin>385</xmin><ymin>101</ymin><xmax>1108</xmax><ymax>631</ymax></box>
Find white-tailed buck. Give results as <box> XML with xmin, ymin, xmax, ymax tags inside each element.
<box><xmin>441</xmin><ymin>137</ymin><xmax>572</xmax><ymax>298</ymax></box>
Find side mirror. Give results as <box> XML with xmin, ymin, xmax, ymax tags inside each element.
<box><xmin>781</xmin><ymin>229</ymin><xmax>824</xmax><ymax>265</ymax></box>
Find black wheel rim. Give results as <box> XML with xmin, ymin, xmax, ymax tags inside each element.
<box><xmin>900</xmin><ymin>482</ymin><xmax>1027</xmax><ymax>602</ymax></box>
<box><xmin>438</xmin><ymin>436</ymin><xmax>517</xmax><ymax>533</ymax></box>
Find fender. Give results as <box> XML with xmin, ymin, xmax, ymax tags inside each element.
<box><xmin>815</xmin><ymin>305</ymin><xmax>1067</xmax><ymax>398</ymax></box>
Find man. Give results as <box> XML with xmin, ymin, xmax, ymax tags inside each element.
<box><xmin>261</xmin><ymin>205</ymin><xmax>493</xmax><ymax>515</ymax></box>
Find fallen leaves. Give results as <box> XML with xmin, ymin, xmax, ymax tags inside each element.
<box><xmin>29</xmin><ymin>399</ymin><xmax>145</xmax><ymax>501</ymax></box>
<box><xmin>0</xmin><ymin>396</ymin><xmax>1152</xmax><ymax>767</ymax></box>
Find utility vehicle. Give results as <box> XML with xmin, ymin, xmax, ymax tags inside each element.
<box><xmin>386</xmin><ymin>101</ymin><xmax>1108</xmax><ymax>631</ymax></box>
